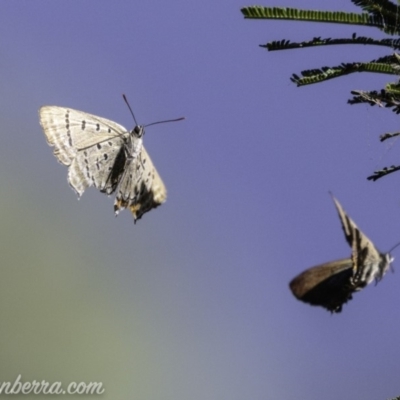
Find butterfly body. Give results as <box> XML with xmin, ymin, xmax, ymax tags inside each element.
<box><xmin>39</xmin><ymin>106</ymin><xmax>166</xmax><ymax>222</ymax></box>
<box><xmin>289</xmin><ymin>195</ymin><xmax>393</xmax><ymax>312</ymax></box>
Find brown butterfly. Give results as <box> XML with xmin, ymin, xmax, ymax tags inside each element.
<box><xmin>289</xmin><ymin>195</ymin><xmax>394</xmax><ymax>313</ymax></box>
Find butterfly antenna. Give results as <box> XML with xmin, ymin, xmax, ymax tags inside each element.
<box><xmin>123</xmin><ymin>94</ymin><xmax>139</xmax><ymax>126</ymax></box>
<box><xmin>388</xmin><ymin>240</ymin><xmax>400</xmax><ymax>254</ymax></box>
<box><xmin>145</xmin><ymin>117</ymin><xmax>185</xmax><ymax>128</ymax></box>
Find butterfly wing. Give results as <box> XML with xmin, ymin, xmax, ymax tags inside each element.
<box><xmin>290</xmin><ymin>196</ymin><xmax>394</xmax><ymax>313</ymax></box>
<box><xmin>330</xmin><ymin>194</ymin><xmax>391</xmax><ymax>287</ymax></box>
<box><xmin>289</xmin><ymin>259</ymin><xmax>355</xmax><ymax>312</ymax></box>
<box><xmin>39</xmin><ymin>106</ymin><xmax>128</xmax><ymax>196</ymax></box>
<box><xmin>114</xmin><ymin>146</ymin><xmax>167</xmax><ymax>222</ymax></box>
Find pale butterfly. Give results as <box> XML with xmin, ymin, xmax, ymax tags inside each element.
<box><xmin>289</xmin><ymin>194</ymin><xmax>394</xmax><ymax>313</ymax></box>
<box><xmin>39</xmin><ymin>96</ymin><xmax>184</xmax><ymax>222</ymax></box>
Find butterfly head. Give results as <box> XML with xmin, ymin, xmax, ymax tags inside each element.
<box><xmin>384</xmin><ymin>252</ymin><xmax>394</xmax><ymax>274</ymax></box>
<box><xmin>132</xmin><ymin>125</ymin><xmax>145</xmax><ymax>139</ymax></box>
<box><xmin>379</xmin><ymin>241</ymin><xmax>400</xmax><ymax>280</ymax></box>
<box><xmin>372</xmin><ymin>252</ymin><xmax>394</xmax><ymax>285</ymax></box>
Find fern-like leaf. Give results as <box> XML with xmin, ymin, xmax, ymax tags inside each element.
<box><xmin>241</xmin><ymin>2</ymin><xmax>400</xmax><ymax>33</ymax></box>
<box><xmin>291</xmin><ymin>60</ymin><xmax>399</xmax><ymax>86</ymax></box>
<box><xmin>380</xmin><ymin>131</ymin><xmax>400</xmax><ymax>141</ymax></box>
<box><xmin>264</xmin><ymin>34</ymin><xmax>400</xmax><ymax>51</ymax></box>
<box><xmin>241</xmin><ymin>6</ymin><xmax>385</xmax><ymax>29</ymax></box>
<box><xmin>367</xmin><ymin>165</ymin><xmax>400</xmax><ymax>181</ymax></box>
<box><xmin>349</xmin><ymin>89</ymin><xmax>400</xmax><ymax>113</ymax></box>
<box><xmin>351</xmin><ymin>0</ymin><xmax>400</xmax><ymax>34</ymax></box>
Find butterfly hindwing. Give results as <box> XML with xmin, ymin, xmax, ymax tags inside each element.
<box><xmin>114</xmin><ymin>146</ymin><xmax>167</xmax><ymax>221</ymax></box>
<box><xmin>289</xmin><ymin>258</ymin><xmax>355</xmax><ymax>312</ymax></box>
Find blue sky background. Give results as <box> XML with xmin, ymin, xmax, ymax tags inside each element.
<box><xmin>1</xmin><ymin>1</ymin><xmax>400</xmax><ymax>399</ymax></box>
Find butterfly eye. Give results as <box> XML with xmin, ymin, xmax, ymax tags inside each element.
<box><xmin>133</xmin><ymin>125</ymin><xmax>144</xmax><ymax>138</ymax></box>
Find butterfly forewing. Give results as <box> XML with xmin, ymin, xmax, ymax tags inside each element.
<box><xmin>40</xmin><ymin>106</ymin><xmax>127</xmax><ymax>164</ymax></box>
<box><xmin>39</xmin><ymin>105</ymin><xmax>167</xmax><ymax>221</ymax></box>
<box><xmin>331</xmin><ymin>195</ymin><xmax>390</xmax><ymax>287</ymax></box>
